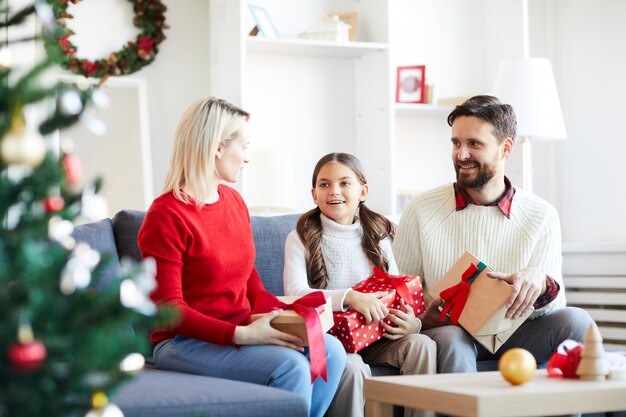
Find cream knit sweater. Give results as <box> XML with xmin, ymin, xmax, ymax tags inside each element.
<box><xmin>393</xmin><ymin>183</ymin><xmax>565</xmax><ymax>319</ymax></box>
<box><xmin>284</xmin><ymin>214</ymin><xmax>398</xmax><ymax>312</ymax></box>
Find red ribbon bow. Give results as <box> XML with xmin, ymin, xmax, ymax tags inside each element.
<box><xmin>251</xmin><ymin>291</ymin><xmax>328</xmax><ymax>383</ymax></box>
<box><xmin>365</xmin><ymin>267</ymin><xmax>417</xmax><ymax>312</ymax></box>
<box><xmin>547</xmin><ymin>342</ymin><xmax>583</xmax><ymax>378</ymax></box>
<box><xmin>438</xmin><ymin>263</ymin><xmax>479</xmax><ymax>324</ymax></box>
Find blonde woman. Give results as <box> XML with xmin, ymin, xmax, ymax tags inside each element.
<box><xmin>138</xmin><ymin>97</ymin><xmax>346</xmax><ymax>417</ymax></box>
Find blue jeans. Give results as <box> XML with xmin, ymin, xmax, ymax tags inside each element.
<box><xmin>153</xmin><ymin>334</ymin><xmax>346</xmax><ymax>417</ymax></box>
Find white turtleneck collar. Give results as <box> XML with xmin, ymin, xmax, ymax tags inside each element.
<box><xmin>320</xmin><ymin>213</ymin><xmax>363</xmax><ymax>239</ymax></box>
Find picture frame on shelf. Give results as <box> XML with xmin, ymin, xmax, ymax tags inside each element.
<box><xmin>396</xmin><ymin>65</ymin><xmax>426</xmax><ymax>103</ymax></box>
<box><xmin>330</xmin><ymin>12</ymin><xmax>358</xmax><ymax>41</ymax></box>
<box><xmin>249</xmin><ymin>4</ymin><xmax>279</xmax><ymax>38</ymax></box>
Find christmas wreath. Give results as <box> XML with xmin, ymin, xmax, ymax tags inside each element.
<box><xmin>45</xmin><ymin>0</ymin><xmax>168</xmax><ymax>82</ymax></box>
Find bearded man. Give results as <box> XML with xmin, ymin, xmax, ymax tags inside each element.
<box><xmin>393</xmin><ymin>95</ymin><xmax>592</xmax><ymax>373</ymax></box>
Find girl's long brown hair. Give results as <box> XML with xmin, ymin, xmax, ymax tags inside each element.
<box><xmin>296</xmin><ymin>153</ymin><xmax>395</xmax><ymax>289</ymax></box>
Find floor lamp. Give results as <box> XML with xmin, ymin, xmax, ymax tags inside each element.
<box><xmin>490</xmin><ymin>0</ymin><xmax>566</xmax><ymax>193</ymax></box>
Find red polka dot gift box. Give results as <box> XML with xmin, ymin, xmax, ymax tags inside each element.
<box><xmin>329</xmin><ymin>268</ymin><xmax>425</xmax><ymax>353</ymax></box>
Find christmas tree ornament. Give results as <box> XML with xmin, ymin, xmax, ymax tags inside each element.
<box><xmin>63</xmin><ymin>153</ymin><xmax>83</xmax><ymax>185</ymax></box>
<box><xmin>84</xmin><ymin>392</ymin><xmax>124</xmax><ymax>417</ymax></box>
<box><xmin>60</xmin><ymin>90</ymin><xmax>84</xmax><ymax>115</ymax></box>
<box><xmin>7</xmin><ymin>324</ymin><xmax>47</xmax><ymax>373</ymax></box>
<box><xmin>44</xmin><ymin>195</ymin><xmax>66</xmax><ymax>213</ymax></box>
<box><xmin>499</xmin><ymin>347</ymin><xmax>537</xmax><ymax>385</ymax></box>
<box><xmin>81</xmin><ymin>185</ymin><xmax>109</xmax><ymax>220</ymax></box>
<box><xmin>119</xmin><ymin>352</ymin><xmax>145</xmax><ymax>373</ymax></box>
<box><xmin>120</xmin><ymin>279</ymin><xmax>156</xmax><ymax>315</ymax></box>
<box><xmin>92</xmin><ymin>90</ymin><xmax>111</xmax><ymax>109</ymax></box>
<box><xmin>80</xmin><ymin>113</ymin><xmax>107</xmax><ymax>136</ymax></box>
<box><xmin>0</xmin><ymin>125</ymin><xmax>46</xmax><ymax>168</ymax></box>
<box><xmin>0</xmin><ymin>47</ymin><xmax>13</xmax><ymax>68</ymax></box>
<box><xmin>49</xmin><ymin>216</ymin><xmax>75</xmax><ymax>242</ymax></box>
<box><xmin>576</xmin><ymin>322</ymin><xmax>608</xmax><ymax>381</ymax></box>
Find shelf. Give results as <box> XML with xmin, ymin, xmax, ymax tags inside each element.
<box><xmin>395</xmin><ymin>103</ymin><xmax>454</xmax><ymax>117</ymax></box>
<box><xmin>247</xmin><ymin>37</ymin><xmax>389</xmax><ymax>58</ymax></box>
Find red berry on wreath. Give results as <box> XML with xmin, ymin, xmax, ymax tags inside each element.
<box><xmin>7</xmin><ymin>325</ymin><xmax>47</xmax><ymax>373</ymax></box>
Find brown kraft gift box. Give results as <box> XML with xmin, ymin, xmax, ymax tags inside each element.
<box><xmin>429</xmin><ymin>251</ymin><xmax>532</xmax><ymax>353</ymax></box>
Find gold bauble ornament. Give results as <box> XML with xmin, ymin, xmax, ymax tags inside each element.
<box><xmin>1</xmin><ymin>127</ymin><xmax>46</xmax><ymax>168</ymax></box>
<box><xmin>84</xmin><ymin>392</ymin><xmax>124</xmax><ymax>417</ymax></box>
<box><xmin>499</xmin><ymin>348</ymin><xmax>537</xmax><ymax>385</ymax></box>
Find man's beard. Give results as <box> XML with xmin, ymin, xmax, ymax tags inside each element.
<box><xmin>455</xmin><ymin>160</ymin><xmax>496</xmax><ymax>190</ymax></box>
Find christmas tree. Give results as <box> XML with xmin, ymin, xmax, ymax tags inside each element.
<box><xmin>1</xmin><ymin>2</ymin><xmax>167</xmax><ymax>416</ymax></box>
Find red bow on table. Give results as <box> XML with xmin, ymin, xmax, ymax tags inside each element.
<box><xmin>251</xmin><ymin>291</ymin><xmax>328</xmax><ymax>383</ymax></box>
<box><xmin>438</xmin><ymin>263</ymin><xmax>483</xmax><ymax>324</ymax></box>
<box><xmin>366</xmin><ymin>267</ymin><xmax>418</xmax><ymax>312</ymax></box>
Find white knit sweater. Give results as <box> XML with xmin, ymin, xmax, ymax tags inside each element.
<box><xmin>392</xmin><ymin>184</ymin><xmax>565</xmax><ymax>319</ymax></box>
<box><xmin>284</xmin><ymin>214</ymin><xmax>398</xmax><ymax>311</ymax></box>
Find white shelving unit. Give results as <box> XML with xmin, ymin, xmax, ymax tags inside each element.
<box><xmin>209</xmin><ymin>0</ymin><xmax>394</xmax><ymax>214</ymax></box>
<box><xmin>394</xmin><ymin>103</ymin><xmax>454</xmax><ymax>118</ymax></box>
<box><xmin>246</xmin><ymin>37</ymin><xmax>388</xmax><ymax>58</ymax></box>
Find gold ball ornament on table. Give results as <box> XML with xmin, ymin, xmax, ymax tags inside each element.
<box><xmin>499</xmin><ymin>348</ymin><xmax>537</xmax><ymax>385</ymax></box>
<box><xmin>0</xmin><ymin>126</ymin><xmax>46</xmax><ymax>168</ymax></box>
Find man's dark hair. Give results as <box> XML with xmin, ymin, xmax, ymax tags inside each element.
<box><xmin>447</xmin><ymin>95</ymin><xmax>517</xmax><ymax>142</ymax></box>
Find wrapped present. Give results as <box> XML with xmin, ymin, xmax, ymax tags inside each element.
<box><xmin>428</xmin><ymin>251</ymin><xmax>532</xmax><ymax>354</ymax></box>
<box><xmin>250</xmin><ymin>294</ymin><xmax>334</xmax><ymax>345</ymax></box>
<box><xmin>329</xmin><ymin>267</ymin><xmax>425</xmax><ymax>353</ymax></box>
<box><xmin>250</xmin><ymin>291</ymin><xmax>333</xmax><ymax>382</ymax></box>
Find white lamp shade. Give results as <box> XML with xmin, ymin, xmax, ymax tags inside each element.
<box><xmin>491</xmin><ymin>57</ymin><xmax>567</xmax><ymax>140</ymax></box>
<box><xmin>245</xmin><ymin>147</ymin><xmax>297</xmax><ymax>212</ymax></box>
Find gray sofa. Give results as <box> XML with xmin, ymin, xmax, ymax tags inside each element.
<box><xmin>72</xmin><ymin>210</ymin><xmax>618</xmax><ymax>417</ymax></box>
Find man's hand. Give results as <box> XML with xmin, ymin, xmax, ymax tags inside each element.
<box><xmin>344</xmin><ymin>290</ymin><xmax>389</xmax><ymax>324</ymax></box>
<box><xmin>487</xmin><ymin>267</ymin><xmax>546</xmax><ymax>319</ymax></box>
<box><xmin>419</xmin><ymin>297</ymin><xmax>451</xmax><ymax>330</ymax></box>
<box><xmin>382</xmin><ymin>299</ymin><xmax>421</xmax><ymax>340</ymax></box>
<box><xmin>234</xmin><ymin>310</ymin><xmax>305</xmax><ymax>351</ymax></box>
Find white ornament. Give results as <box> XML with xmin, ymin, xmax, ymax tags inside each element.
<box><xmin>0</xmin><ymin>127</ymin><xmax>46</xmax><ymax>168</ymax></box>
<box><xmin>85</xmin><ymin>403</ymin><xmax>124</xmax><ymax>417</ymax></box>
<box><xmin>48</xmin><ymin>217</ymin><xmax>75</xmax><ymax>243</ymax></box>
<box><xmin>92</xmin><ymin>90</ymin><xmax>111</xmax><ymax>109</ymax></box>
<box><xmin>120</xmin><ymin>279</ymin><xmax>156</xmax><ymax>315</ymax></box>
<box><xmin>81</xmin><ymin>186</ymin><xmax>109</xmax><ymax>221</ymax></box>
<box><xmin>119</xmin><ymin>353</ymin><xmax>145</xmax><ymax>372</ymax></box>
<box><xmin>80</xmin><ymin>114</ymin><xmax>107</xmax><ymax>136</ymax></box>
<box><xmin>0</xmin><ymin>47</ymin><xmax>13</xmax><ymax>68</ymax></box>
<box><xmin>60</xmin><ymin>91</ymin><xmax>83</xmax><ymax>115</ymax></box>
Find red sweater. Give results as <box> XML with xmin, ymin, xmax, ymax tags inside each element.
<box><xmin>138</xmin><ymin>185</ymin><xmax>269</xmax><ymax>345</ymax></box>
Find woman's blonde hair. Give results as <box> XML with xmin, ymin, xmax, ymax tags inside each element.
<box><xmin>163</xmin><ymin>97</ymin><xmax>249</xmax><ymax>206</ymax></box>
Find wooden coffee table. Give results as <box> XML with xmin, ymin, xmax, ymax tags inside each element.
<box><xmin>364</xmin><ymin>370</ymin><xmax>626</xmax><ymax>417</ymax></box>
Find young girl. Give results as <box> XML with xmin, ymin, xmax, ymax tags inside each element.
<box><xmin>138</xmin><ymin>98</ymin><xmax>346</xmax><ymax>417</ymax></box>
<box><xmin>283</xmin><ymin>153</ymin><xmax>436</xmax><ymax>417</ymax></box>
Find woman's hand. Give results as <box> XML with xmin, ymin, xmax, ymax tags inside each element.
<box><xmin>234</xmin><ymin>310</ymin><xmax>305</xmax><ymax>351</ymax></box>
<box><xmin>381</xmin><ymin>299</ymin><xmax>421</xmax><ymax>339</ymax></box>
<box><xmin>344</xmin><ymin>290</ymin><xmax>389</xmax><ymax>324</ymax></box>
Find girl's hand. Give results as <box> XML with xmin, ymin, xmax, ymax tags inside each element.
<box><xmin>345</xmin><ymin>290</ymin><xmax>389</xmax><ymax>324</ymax></box>
<box><xmin>234</xmin><ymin>310</ymin><xmax>305</xmax><ymax>351</ymax></box>
<box><xmin>382</xmin><ymin>299</ymin><xmax>421</xmax><ymax>340</ymax></box>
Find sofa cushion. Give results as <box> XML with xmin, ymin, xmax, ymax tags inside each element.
<box><xmin>72</xmin><ymin>218</ymin><xmax>122</xmax><ymax>290</ymax></box>
<box><xmin>251</xmin><ymin>214</ymin><xmax>300</xmax><ymax>295</ymax></box>
<box><xmin>114</xmin><ymin>368</ymin><xmax>308</xmax><ymax>417</ymax></box>
<box><xmin>112</xmin><ymin>210</ymin><xmax>146</xmax><ymax>262</ymax></box>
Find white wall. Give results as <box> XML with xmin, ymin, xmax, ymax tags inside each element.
<box><xmin>49</xmin><ymin>0</ymin><xmax>211</xmax><ymax>206</ymax></box>
<box><xmin>18</xmin><ymin>0</ymin><xmax>623</xmax><ymax>244</ymax></box>
<box><xmin>530</xmin><ymin>0</ymin><xmax>626</xmax><ymax>244</ymax></box>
